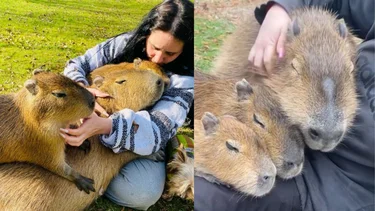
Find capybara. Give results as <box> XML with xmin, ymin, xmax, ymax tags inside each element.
<box><xmin>195</xmin><ymin>72</ymin><xmax>304</xmax><ymax>179</ymax></box>
<box><xmin>0</xmin><ymin>61</ymin><xmax>167</xmax><ymax>210</ymax></box>
<box><xmin>88</xmin><ymin>58</ymin><xmax>170</xmax><ymax>114</ymax></box>
<box><xmin>0</xmin><ymin>71</ymin><xmax>96</xmax><ymax>193</ymax></box>
<box><xmin>212</xmin><ymin>8</ymin><xmax>358</xmax><ymax>152</ymax></box>
<box><xmin>195</xmin><ymin>112</ymin><xmax>276</xmax><ymax>197</ymax></box>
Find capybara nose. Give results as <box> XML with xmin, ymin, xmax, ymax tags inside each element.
<box><xmin>156</xmin><ymin>79</ymin><xmax>163</xmax><ymax>87</ymax></box>
<box><xmin>308</xmin><ymin>128</ymin><xmax>320</xmax><ymax>140</ymax></box>
<box><xmin>258</xmin><ymin>174</ymin><xmax>275</xmax><ymax>185</ymax></box>
<box><xmin>308</xmin><ymin>127</ymin><xmax>344</xmax><ymax>142</ymax></box>
<box><xmin>90</xmin><ymin>99</ymin><xmax>95</xmax><ymax>109</ymax></box>
<box><xmin>286</xmin><ymin>162</ymin><xmax>296</xmax><ymax>169</ymax></box>
<box><xmin>87</xmin><ymin>94</ymin><xmax>95</xmax><ymax>110</ymax></box>
<box><xmin>285</xmin><ymin>157</ymin><xmax>304</xmax><ymax>170</ymax></box>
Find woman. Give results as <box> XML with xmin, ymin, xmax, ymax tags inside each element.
<box><xmin>60</xmin><ymin>0</ymin><xmax>194</xmax><ymax>210</ymax></box>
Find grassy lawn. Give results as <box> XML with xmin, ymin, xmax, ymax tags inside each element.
<box><xmin>0</xmin><ymin>0</ymin><xmax>160</xmax><ymax>93</ymax></box>
<box><xmin>194</xmin><ymin>17</ymin><xmax>235</xmax><ymax>73</ymax></box>
<box><xmin>0</xmin><ymin>0</ymin><xmax>193</xmax><ymax>210</ymax></box>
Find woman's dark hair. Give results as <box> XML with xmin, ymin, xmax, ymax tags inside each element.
<box><xmin>111</xmin><ymin>0</ymin><xmax>194</xmax><ymax>76</ymax></box>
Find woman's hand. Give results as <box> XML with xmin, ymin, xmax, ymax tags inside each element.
<box><xmin>86</xmin><ymin>87</ymin><xmax>110</xmax><ymax>117</ymax></box>
<box><xmin>248</xmin><ymin>4</ymin><xmax>291</xmax><ymax>76</ymax></box>
<box><xmin>78</xmin><ymin>82</ymin><xmax>110</xmax><ymax>117</ymax></box>
<box><xmin>60</xmin><ymin>112</ymin><xmax>112</xmax><ymax>147</ymax></box>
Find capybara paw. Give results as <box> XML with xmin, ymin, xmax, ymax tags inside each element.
<box><xmin>78</xmin><ymin>140</ymin><xmax>91</xmax><ymax>154</ymax></box>
<box><xmin>74</xmin><ymin>175</ymin><xmax>95</xmax><ymax>194</ymax></box>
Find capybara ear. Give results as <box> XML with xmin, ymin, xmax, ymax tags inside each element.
<box><xmin>337</xmin><ymin>19</ymin><xmax>348</xmax><ymax>39</ymax></box>
<box><xmin>32</xmin><ymin>68</ymin><xmax>44</xmax><ymax>75</ymax></box>
<box><xmin>93</xmin><ymin>76</ymin><xmax>104</xmax><ymax>88</ymax></box>
<box><xmin>202</xmin><ymin>112</ymin><xmax>219</xmax><ymax>136</ymax></box>
<box><xmin>24</xmin><ymin>79</ymin><xmax>38</xmax><ymax>95</ymax></box>
<box><xmin>235</xmin><ymin>78</ymin><xmax>253</xmax><ymax>101</ymax></box>
<box><xmin>288</xmin><ymin>19</ymin><xmax>300</xmax><ymax>37</ymax></box>
<box><xmin>134</xmin><ymin>57</ymin><xmax>142</xmax><ymax>69</ymax></box>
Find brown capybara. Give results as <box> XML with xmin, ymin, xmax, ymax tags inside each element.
<box><xmin>88</xmin><ymin>61</ymin><xmax>169</xmax><ymax>114</ymax></box>
<box><xmin>87</xmin><ymin>58</ymin><xmax>170</xmax><ymax>115</ymax></box>
<box><xmin>195</xmin><ymin>72</ymin><xmax>304</xmax><ymax>179</ymax></box>
<box><xmin>212</xmin><ymin>8</ymin><xmax>358</xmax><ymax>152</ymax></box>
<box><xmin>89</xmin><ymin>58</ymin><xmax>169</xmax><ymax>85</ymax></box>
<box><xmin>0</xmin><ymin>71</ymin><xmax>96</xmax><ymax>193</ymax></box>
<box><xmin>195</xmin><ymin>112</ymin><xmax>276</xmax><ymax>197</ymax></box>
<box><xmin>0</xmin><ymin>63</ymin><xmax>167</xmax><ymax>210</ymax></box>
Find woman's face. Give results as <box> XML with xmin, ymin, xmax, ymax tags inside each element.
<box><xmin>146</xmin><ymin>30</ymin><xmax>184</xmax><ymax>65</ymax></box>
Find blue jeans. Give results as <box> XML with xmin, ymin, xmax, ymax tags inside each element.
<box><xmin>104</xmin><ymin>158</ymin><xmax>166</xmax><ymax>210</ymax></box>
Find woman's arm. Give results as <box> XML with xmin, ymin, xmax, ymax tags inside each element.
<box><xmin>100</xmin><ymin>74</ymin><xmax>194</xmax><ymax>156</ymax></box>
<box><xmin>63</xmin><ymin>32</ymin><xmax>133</xmax><ymax>85</ymax></box>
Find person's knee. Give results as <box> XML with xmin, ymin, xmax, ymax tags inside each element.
<box><xmin>108</xmin><ymin>184</ymin><xmax>162</xmax><ymax>210</ymax></box>
<box><xmin>105</xmin><ymin>159</ymin><xmax>166</xmax><ymax>210</ymax></box>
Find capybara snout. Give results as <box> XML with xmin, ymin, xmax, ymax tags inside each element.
<box><xmin>270</xmin><ymin>9</ymin><xmax>358</xmax><ymax>152</ymax></box>
<box><xmin>278</xmin><ymin>125</ymin><xmax>305</xmax><ymax>179</ymax></box>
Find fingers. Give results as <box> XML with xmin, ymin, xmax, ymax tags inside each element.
<box><xmin>94</xmin><ymin>91</ymin><xmax>111</xmax><ymax>98</ymax></box>
<box><xmin>276</xmin><ymin>27</ymin><xmax>287</xmax><ymax>59</ymax></box>
<box><xmin>60</xmin><ymin>128</ymin><xmax>87</xmax><ymax>146</ymax></box>
<box><xmin>248</xmin><ymin>46</ymin><xmax>256</xmax><ymax>64</ymax></box>
<box><xmin>95</xmin><ymin>102</ymin><xmax>109</xmax><ymax>117</ymax></box>
<box><xmin>253</xmin><ymin>48</ymin><xmax>268</xmax><ymax>75</ymax></box>
<box><xmin>86</xmin><ymin>88</ymin><xmax>110</xmax><ymax>98</ymax></box>
<box><xmin>61</xmin><ymin>133</ymin><xmax>86</xmax><ymax>146</ymax></box>
<box><xmin>60</xmin><ymin>127</ymin><xmax>80</xmax><ymax>136</ymax></box>
<box><xmin>248</xmin><ymin>46</ymin><xmax>267</xmax><ymax>75</ymax></box>
<box><xmin>263</xmin><ymin>44</ymin><xmax>277</xmax><ymax>75</ymax></box>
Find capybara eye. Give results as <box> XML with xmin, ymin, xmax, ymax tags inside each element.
<box><xmin>115</xmin><ymin>79</ymin><xmax>126</xmax><ymax>84</ymax></box>
<box><xmin>253</xmin><ymin>114</ymin><xmax>265</xmax><ymax>128</ymax></box>
<box><xmin>226</xmin><ymin>141</ymin><xmax>239</xmax><ymax>153</ymax></box>
<box><xmin>52</xmin><ymin>91</ymin><xmax>67</xmax><ymax>98</ymax></box>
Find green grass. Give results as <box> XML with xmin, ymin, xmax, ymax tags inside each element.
<box><xmin>0</xmin><ymin>0</ymin><xmax>193</xmax><ymax>210</ymax></box>
<box><xmin>0</xmin><ymin>0</ymin><xmax>160</xmax><ymax>93</ymax></box>
<box><xmin>194</xmin><ymin>17</ymin><xmax>235</xmax><ymax>72</ymax></box>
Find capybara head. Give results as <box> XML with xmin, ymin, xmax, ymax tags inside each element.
<box><xmin>90</xmin><ymin>58</ymin><xmax>170</xmax><ymax>91</ymax></box>
<box><xmin>195</xmin><ymin>112</ymin><xmax>276</xmax><ymax>197</ymax></box>
<box><xmin>196</xmin><ymin>72</ymin><xmax>304</xmax><ymax>179</ymax></box>
<box><xmin>250</xmin><ymin>85</ymin><xmax>305</xmax><ymax>179</ymax></box>
<box><xmin>23</xmin><ymin>71</ymin><xmax>95</xmax><ymax>125</ymax></box>
<box><xmin>90</xmin><ymin>69</ymin><xmax>166</xmax><ymax>113</ymax></box>
<box><xmin>264</xmin><ymin>8</ymin><xmax>358</xmax><ymax>152</ymax></box>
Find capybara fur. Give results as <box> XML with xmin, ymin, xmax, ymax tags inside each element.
<box><xmin>195</xmin><ymin>112</ymin><xmax>276</xmax><ymax>197</ymax></box>
<box><xmin>0</xmin><ymin>71</ymin><xmax>96</xmax><ymax>193</ymax></box>
<box><xmin>195</xmin><ymin>72</ymin><xmax>304</xmax><ymax>179</ymax></box>
<box><xmin>88</xmin><ymin>58</ymin><xmax>170</xmax><ymax>114</ymax></box>
<box><xmin>0</xmin><ymin>61</ymin><xmax>167</xmax><ymax>210</ymax></box>
<box><xmin>212</xmin><ymin>8</ymin><xmax>358</xmax><ymax>152</ymax></box>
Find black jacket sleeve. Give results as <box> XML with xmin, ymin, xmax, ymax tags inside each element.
<box><xmin>256</xmin><ymin>0</ymin><xmax>374</xmax><ymax>40</ymax></box>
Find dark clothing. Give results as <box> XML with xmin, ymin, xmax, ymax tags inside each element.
<box><xmin>195</xmin><ymin>176</ymin><xmax>302</xmax><ymax>211</ymax></box>
<box><xmin>195</xmin><ymin>0</ymin><xmax>375</xmax><ymax>210</ymax></box>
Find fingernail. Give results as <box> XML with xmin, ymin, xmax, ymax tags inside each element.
<box><xmin>278</xmin><ymin>50</ymin><xmax>284</xmax><ymax>58</ymax></box>
<box><xmin>60</xmin><ymin>133</ymin><xmax>65</xmax><ymax>139</ymax></box>
<box><xmin>60</xmin><ymin>128</ymin><xmax>69</xmax><ymax>133</ymax></box>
